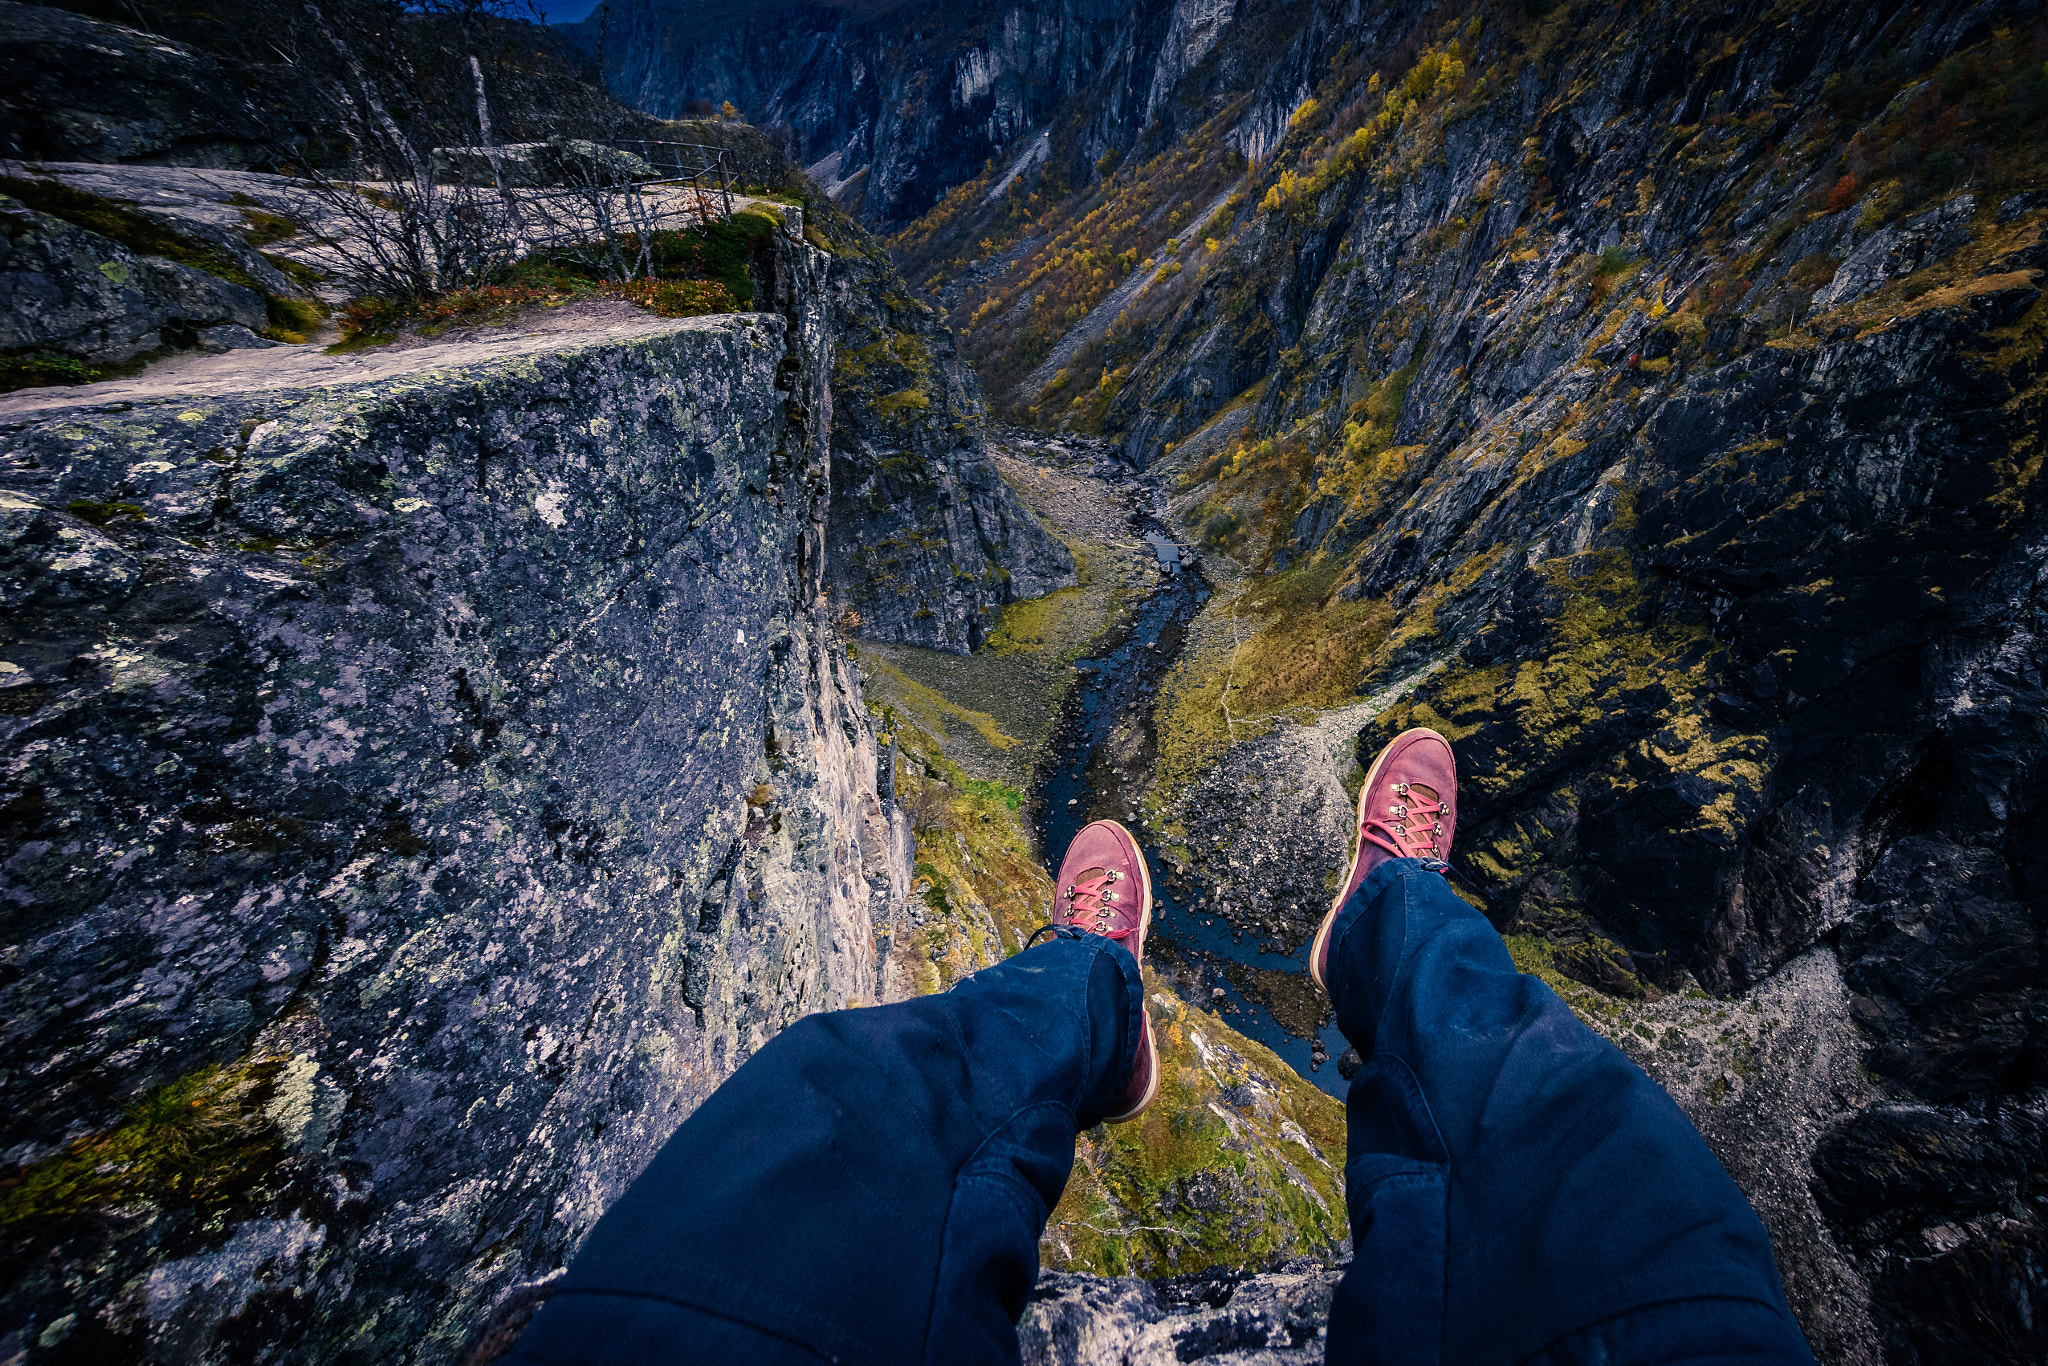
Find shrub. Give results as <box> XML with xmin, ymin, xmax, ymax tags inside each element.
<box><xmin>1</xmin><ymin>352</ymin><xmax>101</xmax><ymax>392</ymax></box>
<box><xmin>1934</xmin><ymin>53</ymin><xmax>1981</xmax><ymax>100</ymax></box>
<box><xmin>874</xmin><ymin>388</ymin><xmax>933</xmax><ymax>420</ymax></box>
<box><xmin>624</xmin><ymin>278</ymin><xmax>741</xmax><ymax>317</ymax></box>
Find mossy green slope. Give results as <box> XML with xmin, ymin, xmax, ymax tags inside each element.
<box><xmin>857</xmin><ymin>466</ymin><xmax>1348</xmax><ymax>1279</ymax></box>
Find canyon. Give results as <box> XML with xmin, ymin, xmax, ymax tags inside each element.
<box><xmin>3</xmin><ymin>0</ymin><xmax>2047</xmax><ymax>1360</ymax></box>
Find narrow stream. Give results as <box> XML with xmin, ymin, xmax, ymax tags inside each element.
<box><xmin>1035</xmin><ymin>505</ymin><xmax>1350</xmax><ymax>1099</ymax></box>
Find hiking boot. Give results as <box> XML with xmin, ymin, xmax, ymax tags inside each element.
<box><xmin>1308</xmin><ymin>727</ymin><xmax>1458</xmax><ymax>993</ymax></box>
<box><xmin>1052</xmin><ymin>819</ymin><xmax>1157</xmax><ymax>1123</ymax></box>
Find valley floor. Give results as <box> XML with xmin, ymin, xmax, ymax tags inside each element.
<box><xmin>864</xmin><ymin>440</ymin><xmax>1905</xmax><ymax>1359</ymax></box>
<box><xmin>855</xmin><ymin>436</ymin><xmax>1350</xmax><ymax>1289</ymax></box>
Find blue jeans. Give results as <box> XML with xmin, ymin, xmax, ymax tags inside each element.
<box><xmin>508</xmin><ymin>861</ymin><xmax>1815</xmax><ymax>1364</ymax></box>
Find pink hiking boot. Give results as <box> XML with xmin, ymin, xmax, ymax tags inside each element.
<box><xmin>1051</xmin><ymin>819</ymin><xmax>1157</xmax><ymax>1123</ymax></box>
<box><xmin>1309</xmin><ymin>727</ymin><xmax>1459</xmax><ymax>993</ymax></box>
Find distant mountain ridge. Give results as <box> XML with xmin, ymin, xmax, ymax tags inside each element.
<box><xmin>562</xmin><ymin>0</ymin><xmax>1312</xmax><ymax>225</ymax></box>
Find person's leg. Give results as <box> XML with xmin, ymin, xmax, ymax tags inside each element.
<box><xmin>507</xmin><ymin>820</ymin><xmax>1158</xmax><ymax>1366</ymax></box>
<box><xmin>1314</xmin><ymin>730</ymin><xmax>1814</xmax><ymax>1364</ymax></box>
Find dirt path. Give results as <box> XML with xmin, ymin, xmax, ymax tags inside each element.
<box><xmin>0</xmin><ymin>308</ymin><xmax>747</xmax><ymax>420</ymax></box>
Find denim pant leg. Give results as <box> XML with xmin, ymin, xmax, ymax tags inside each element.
<box><xmin>1322</xmin><ymin>859</ymin><xmax>1814</xmax><ymax>1364</ymax></box>
<box><xmin>507</xmin><ymin>929</ymin><xmax>1142</xmax><ymax>1366</ymax></box>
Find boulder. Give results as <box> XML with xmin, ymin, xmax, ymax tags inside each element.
<box><xmin>0</xmin><ymin>193</ymin><xmax>265</xmax><ymax>364</ymax></box>
<box><xmin>1020</xmin><ymin>1261</ymin><xmax>1343</xmax><ymax>1365</ymax></box>
<box><xmin>0</xmin><ymin>1</ymin><xmax>289</xmax><ymax>166</ymax></box>
<box><xmin>194</xmin><ymin>322</ymin><xmax>277</xmax><ymax>352</ymax></box>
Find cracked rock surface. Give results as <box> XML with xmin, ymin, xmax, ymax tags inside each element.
<box><xmin>0</xmin><ymin>302</ymin><xmax>912</xmax><ymax>1362</ymax></box>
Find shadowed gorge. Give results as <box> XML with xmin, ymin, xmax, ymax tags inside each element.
<box><xmin>699</xmin><ymin>0</ymin><xmax>2045</xmax><ymax>1356</ymax></box>
<box><xmin>2</xmin><ymin>0</ymin><xmax>2047</xmax><ymax>1360</ymax></box>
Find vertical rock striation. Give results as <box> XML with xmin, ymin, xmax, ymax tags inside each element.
<box><xmin>0</xmin><ymin>224</ymin><xmax>913</xmax><ymax>1358</ymax></box>
<box><xmin>567</xmin><ymin>0</ymin><xmax>1308</xmax><ymax>228</ymax></box>
<box><xmin>821</xmin><ymin>224</ymin><xmax>1074</xmax><ymax>651</ymax></box>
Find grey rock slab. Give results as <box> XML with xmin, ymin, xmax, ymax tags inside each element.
<box><xmin>1814</xmin><ymin>194</ymin><xmax>1977</xmax><ymax>311</ymax></box>
<box><xmin>0</xmin><ymin>312</ymin><xmax>740</xmax><ymax>416</ymax></box>
<box><xmin>0</xmin><ymin>192</ymin><xmax>266</xmax><ymax>363</ymax></box>
<box><xmin>193</xmin><ymin>322</ymin><xmax>274</xmax><ymax>352</ymax></box>
<box><xmin>1020</xmin><ymin>1263</ymin><xmax>1341</xmax><ymax>1365</ymax></box>
<box><xmin>0</xmin><ymin>308</ymin><xmax>911</xmax><ymax>1362</ymax></box>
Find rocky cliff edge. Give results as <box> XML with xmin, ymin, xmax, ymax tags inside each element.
<box><xmin>0</xmin><ymin>293</ymin><xmax>916</xmax><ymax>1361</ymax></box>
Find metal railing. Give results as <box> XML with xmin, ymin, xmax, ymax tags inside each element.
<box><xmin>414</xmin><ymin>138</ymin><xmax>750</xmax><ymax>277</ymax></box>
<box><xmin>608</xmin><ymin>141</ymin><xmax>739</xmax><ymax>217</ymax></box>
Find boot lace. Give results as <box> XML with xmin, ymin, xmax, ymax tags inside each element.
<box><xmin>1360</xmin><ymin>782</ymin><xmax>1449</xmax><ymax>862</ymax></box>
<box><xmin>1060</xmin><ymin>868</ymin><xmax>1130</xmax><ymax>938</ymax></box>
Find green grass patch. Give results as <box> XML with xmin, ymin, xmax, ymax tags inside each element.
<box><xmin>873</xmin><ymin>388</ymin><xmax>932</xmax><ymax>419</ymax></box>
<box><xmin>861</xmin><ymin>655</ymin><xmax>1018</xmax><ymax>753</ymax></box>
<box><xmin>237</xmin><ymin>206</ymin><xmax>300</xmax><ymax>247</ymax></box>
<box><xmin>984</xmin><ymin>579</ymin><xmax>1096</xmax><ymax>658</ymax></box>
<box><xmin>1154</xmin><ymin>555</ymin><xmax>1397</xmax><ymax>797</ymax></box>
<box><xmin>263</xmin><ymin>295</ymin><xmax>327</xmax><ymax>343</ymax></box>
<box><xmin>261</xmin><ymin>251</ymin><xmax>330</xmax><ymax>289</ymax></box>
<box><xmin>961</xmin><ymin>777</ymin><xmax>1025</xmax><ymax>810</ymax></box>
<box><xmin>66</xmin><ymin>499</ymin><xmax>145</xmax><ymax>525</ymax></box>
<box><xmin>0</xmin><ymin>1057</ymin><xmax>288</xmax><ymax>1228</ymax></box>
<box><xmin>1</xmin><ymin>351</ymin><xmax>101</xmax><ymax>392</ymax></box>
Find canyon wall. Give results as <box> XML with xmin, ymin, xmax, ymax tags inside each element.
<box><xmin>820</xmin><ymin>221</ymin><xmax>1075</xmax><ymax>650</ymax></box>
<box><xmin>568</xmin><ymin>0</ymin><xmax>1310</xmax><ymax>226</ymax></box>
<box><xmin>879</xmin><ymin>0</ymin><xmax>2048</xmax><ymax>1358</ymax></box>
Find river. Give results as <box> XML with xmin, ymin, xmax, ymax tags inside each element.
<box><xmin>1033</xmin><ymin>509</ymin><xmax>1351</xmax><ymax>1099</ymax></box>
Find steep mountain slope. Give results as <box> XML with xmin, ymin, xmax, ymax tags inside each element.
<box><xmin>564</xmin><ymin>0</ymin><xmax>1311</xmax><ymax>225</ymax></box>
<box><xmin>880</xmin><ymin>0</ymin><xmax>2048</xmax><ymax>1359</ymax></box>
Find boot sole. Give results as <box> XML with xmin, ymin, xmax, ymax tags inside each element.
<box><xmin>1308</xmin><ymin>727</ymin><xmax>1442</xmax><ymax>993</ymax></box>
<box><xmin>1099</xmin><ymin>819</ymin><xmax>1156</xmax><ymax>1123</ymax></box>
<box><xmin>1092</xmin><ymin>817</ymin><xmax>1154</xmax><ymax>961</ymax></box>
<box><xmin>1103</xmin><ymin>1013</ymin><xmax>1159</xmax><ymax>1123</ymax></box>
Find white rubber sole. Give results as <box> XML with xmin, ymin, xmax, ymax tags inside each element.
<box><xmin>1098</xmin><ymin>817</ymin><xmax>1154</xmax><ymax>961</ymax></box>
<box><xmin>1097</xmin><ymin>819</ymin><xmax>1157</xmax><ymax>1122</ymax></box>
<box><xmin>1308</xmin><ymin>727</ymin><xmax>1439</xmax><ymax>992</ymax></box>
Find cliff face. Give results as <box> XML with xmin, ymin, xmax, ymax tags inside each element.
<box><xmin>821</xmin><ymin>221</ymin><xmax>1075</xmax><ymax>650</ymax></box>
<box><xmin>570</xmin><ymin>0</ymin><xmax>1309</xmax><ymax>226</ymax></box>
<box><xmin>0</xmin><ymin>222</ymin><xmax>914</xmax><ymax>1360</ymax></box>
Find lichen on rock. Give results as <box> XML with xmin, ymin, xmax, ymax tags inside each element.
<box><xmin>0</xmin><ymin>272</ymin><xmax>913</xmax><ymax>1358</ymax></box>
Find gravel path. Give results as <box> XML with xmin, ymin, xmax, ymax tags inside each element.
<box><xmin>0</xmin><ymin>309</ymin><xmax>751</xmax><ymax>419</ymax></box>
